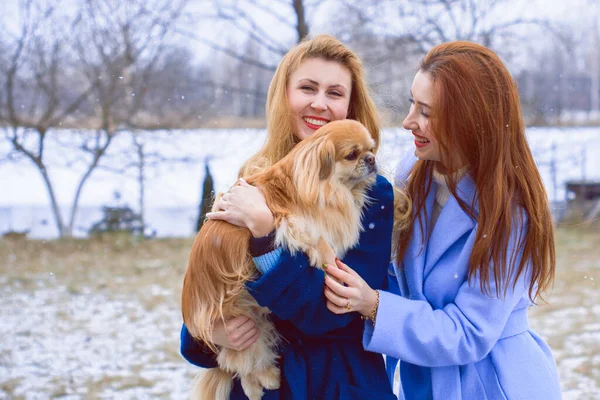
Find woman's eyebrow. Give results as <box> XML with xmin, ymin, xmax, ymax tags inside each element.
<box><xmin>297</xmin><ymin>78</ymin><xmax>319</xmax><ymax>85</ymax></box>
<box><xmin>410</xmin><ymin>91</ymin><xmax>431</xmax><ymax>108</ymax></box>
<box><xmin>328</xmin><ymin>84</ymin><xmax>347</xmax><ymax>90</ymax></box>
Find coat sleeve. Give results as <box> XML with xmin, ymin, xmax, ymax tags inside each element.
<box><xmin>179</xmin><ymin>323</ymin><xmax>218</xmax><ymax>368</ymax></box>
<box><xmin>246</xmin><ymin>175</ymin><xmax>394</xmax><ymax>336</ymax></box>
<box><xmin>364</xmin><ymin>220</ymin><xmax>532</xmax><ymax>367</ymax></box>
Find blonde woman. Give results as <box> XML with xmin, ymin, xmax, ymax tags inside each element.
<box><xmin>180</xmin><ymin>35</ymin><xmax>403</xmax><ymax>399</ymax></box>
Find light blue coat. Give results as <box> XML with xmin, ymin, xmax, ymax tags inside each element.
<box><xmin>363</xmin><ymin>158</ymin><xmax>560</xmax><ymax>400</ymax></box>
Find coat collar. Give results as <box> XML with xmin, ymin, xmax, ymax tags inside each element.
<box><xmin>425</xmin><ymin>174</ymin><xmax>478</xmax><ymax>277</ymax></box>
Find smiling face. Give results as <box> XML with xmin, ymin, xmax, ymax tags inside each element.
<box><xmin>402</xmin><ymin>70</ymin><xmax>441</xmax><ymax>162</ymax></box>
<box><xmin>286</xmin><ymin>58</ymin><xmax>352</xmax><ymax>141</ymax></box>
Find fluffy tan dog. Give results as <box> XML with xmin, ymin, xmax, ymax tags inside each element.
<box><xmin>181</xmin><ymin>119</ymin><xmax>378</xmax><ymax>400</ymax></box>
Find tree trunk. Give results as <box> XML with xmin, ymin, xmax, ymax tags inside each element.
<box><xmin>67</xmin><ymin>156</ymin><xmax>101</xmax><ymax>236</ymax></box>
<box><xmin>293</xmin><ymin>0</ymin><xmax>309</xmax><ymax>43</ymax></box>
<box><xmin>38</xmin><ymin>163</ymin><xmax>68</xmax><ymax>237</ymax></box>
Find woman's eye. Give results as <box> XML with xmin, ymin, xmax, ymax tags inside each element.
<box><xmin>330</xmin><ymin>91</ymin><xmax>342</xmax><ymax>97</ymax></box>
<box><xmin>345</xmin><ymin>150</ymin><xmax>359</xmax><ymax>161</ymax></box>
<box><xmin>301</xmin><ymin>86</ymin><xmax>315</xmax><ymax>91</ymax></box>
<box><xmin>409</xmin><ymin>98</ymin><xmax>429</xmax><ymax>118</ymax></box>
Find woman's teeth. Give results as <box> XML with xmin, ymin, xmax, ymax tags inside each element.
<box><xmin>303</xmin><ymin>117</ymin><xmax>327</xmax><ymax>126</ymax></box>
<box><xmin>415</xmin><ymin>137</ymin><xmax>430</xmax><ymax>143</ymax></box>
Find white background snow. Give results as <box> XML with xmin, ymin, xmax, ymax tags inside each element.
<box><xmin>1</xmin><ymin>127</ymin><xmax>599</xmax><ymax>238</ymax></box>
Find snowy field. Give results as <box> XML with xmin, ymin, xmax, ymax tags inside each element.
<box><xmin>1</xmin><ymin>126</ymin><xmax>600</xmax><ymax>238</ymax></box>
<box><xmin>0</xmin><ymin>226</ymin><xmax>599</xmax><ymax>400</ymax></box>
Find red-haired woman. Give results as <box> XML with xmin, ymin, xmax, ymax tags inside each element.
<box><xmin>324</xmin><ymin>41</ymin><xmax>561</xmax><ymax>399</ymax></box>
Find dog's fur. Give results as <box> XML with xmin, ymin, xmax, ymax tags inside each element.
<box><xmin>181</xmin><ymin>119</ymin><xmax>378</xmax><ymax>400</ymax></box>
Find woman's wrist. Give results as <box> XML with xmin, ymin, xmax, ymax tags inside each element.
<box><xmin>247</xmin><ymin>207</ymin><xmax>275</xmax><ymax>238</ymax></box>
<box><xmin>361</xmin><ymin>289</ymin><xmax>380</xmax><ymax>324</ymax></box>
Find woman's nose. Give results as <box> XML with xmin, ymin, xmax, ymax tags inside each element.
<box><xmin>402</xmin><ymin>112</ymin><xmax>416</xmax><ymax>131</ymax></box>
<box><xmin>311</xmin><ymin>93</ymin><xmax>328</xmax><ymax>112</ymax></box>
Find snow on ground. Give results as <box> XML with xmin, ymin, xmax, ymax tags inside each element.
<box><xmin>528</xmin><ymin>228</ymin><xmax>600</xmax><ymax>399</ymax></box>
<box><xmin>0</xmin><ymin>239</ymin><xmax>198</xmax><ymax>399</ymax></box>
<box><xmin>0</xmin><ymin>228</ymin><xmax>599</xmax><ymax>399</ymax></box>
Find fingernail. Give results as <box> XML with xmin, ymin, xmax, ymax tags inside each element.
<box><xmin>335</xmin><ymin>257</ymin><xmax>340</xmax><ymax>262</ymax></box>
<box><xmin>322</xmin><ymin>263</ymin><xmax>328</xmax><ymax>270</ymax></box>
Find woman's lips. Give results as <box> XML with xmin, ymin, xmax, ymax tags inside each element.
<box><xmin>303</xmin><ymin>116</ymin><xmax>329</xmax><ymax>130</ymax></box>
<box><xmin>413</xmin><ymin>133</ymin><xmax>430</xmax><ymax>148</ymax></box>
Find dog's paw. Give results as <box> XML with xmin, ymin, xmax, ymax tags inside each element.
<box><xmin>257</xmin><ymin>365</ymin><xmax>281</xmax><ymax>390</ymax></box>
<box><xmin>240</xmin><ymin>375</ymin><xmax>264</xmax><ymax>400</ymax></box>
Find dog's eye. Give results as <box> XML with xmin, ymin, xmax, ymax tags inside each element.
<box><xmin>345</xmin><ymin>150</ymin><xmax>359</xmax><ymax>161</ymax></box>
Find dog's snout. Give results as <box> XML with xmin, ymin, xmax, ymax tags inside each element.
<box><xmin>364</xmin><ymin>154</ymin><xmax>375</xmax><ymax>166</ymax></box>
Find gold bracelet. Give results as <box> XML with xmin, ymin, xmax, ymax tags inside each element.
<box><xmin>361</xmin><ymin>289</ymin><xmax>380</xmax><ymax>324</ymax></box>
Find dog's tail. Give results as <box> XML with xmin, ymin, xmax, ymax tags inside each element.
<box><xmin>182</xmin><ymin>220</ymin><xmax>254</xmax><ymax>352</ymax></box>
<box><xmin>190</xmin><ymin>368</ymin><xmax>234</xmax><ymax>400</ymax></box>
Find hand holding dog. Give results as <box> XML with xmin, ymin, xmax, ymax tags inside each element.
<box><xmin>207</xmin><ymin>178</ymin><xmax>274</xmax><ymax>238</ymax></box>
<box><xmin>323</xmin><ymin>259</ymin><xmax>378</xmax><ymax>316</ymax></box>
<box><xmin>211</xmin><ymin>316</ymin><xmax>260</xmax><ymax>351</ymax></box>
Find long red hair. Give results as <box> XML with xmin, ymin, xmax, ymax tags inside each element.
<box><xmin>397</xmin><ymin>41</ymin><xmax>555</xmax><ymax>301</ymax></box>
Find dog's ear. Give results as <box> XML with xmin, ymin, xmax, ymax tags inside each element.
<box><xmin>319</xmin><ymin>141</ymin><xmax>335</xmax><ymax>180</ymax></box>
<box><xmin>294</xmin><ymin>136</ymin><xmax>336</xmax><ymax>204</ymax></box>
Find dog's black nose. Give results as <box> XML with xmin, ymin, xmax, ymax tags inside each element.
<box><xmin>364</xmin><ymin>154</ymin><xmax>375</xmax><ymax>166</ymax></box>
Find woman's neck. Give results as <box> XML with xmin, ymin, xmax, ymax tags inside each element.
<box><xmin>432</xmin><ymin>164</ymin><xmax>468</xmax><ymax>188</ymax></box>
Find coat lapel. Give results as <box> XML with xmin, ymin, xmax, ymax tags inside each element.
<box><xmin>399</xmin><ymin>180</ymin><xmax>437</xmax><ymax>300</ymax></box>
<box><xmin>424</xmin><ymin>175</ymin><xmax>478</xmax><ymax>277</ymax></box>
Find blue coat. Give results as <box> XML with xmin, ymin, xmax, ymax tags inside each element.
<box><xmin>363</xmin><ymin>159</ymin><xmax>561</xmax><ymax>400</ymax></box>
<box><xmin>181</xmin><ymin>175</ymin><xmax>396</xmax><ymax>400</ymax></box>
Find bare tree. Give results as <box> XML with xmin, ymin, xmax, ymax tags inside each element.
<box><xmin>340</xmin><ymin>0</ymin><xmax>558</xmax><ymax>56</ymax></box>
<box><xmin>180</xmin><ymin>0</ymin><xmax>318</xmax><ymax>71</ymax></box>
<box><xmin>0</xmin><ymin>0</ymin><xmax>188</xmax><ymax>237</ymax></box>
<box><xmin>0</xmin><ymin>0</ymin><xmax>101</xmax><ymax>237</ymax></box>
<box><xmin>63</xmin><ymin>0</ymin><xmax>188</xmax><ymax>236</ymax></box>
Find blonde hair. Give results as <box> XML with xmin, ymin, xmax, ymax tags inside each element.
<box><xmin>239</xmin><ymin>34</ymin><xmax>381</xmax><ymax>176</ymax></box>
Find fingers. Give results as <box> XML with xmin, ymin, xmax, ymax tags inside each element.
<box><xmin>335</xmin><ymin>258</ymin><xmax>360</xmax><ymax>277</ymax></box>
<box><xmin>231</xmin><ymin>325</ymin><xmax>259</xmax><ymax>351</ymax></box>
<box><xmin>209</xmin><ymin>197</ymin><xmax>228</xmax><ymax>213</ymax></box>
<box><xmin>324</xmin><ymin>264</ymin><xmax>355</xmax><ymax>288</ymax></box>
<box><xmin>324</xmin><ymin>286</ymin><xmax>347</xmax><ymax>308</ymax></box>
<box><xmin>324</xmin><ymin>274</ymin><xmax>354</xmax><ymax>298</ymax></box>
<box><xmin>206</xmin><ymin>210</ymin><xmax>227</xmax><ymax>221</ymax></box>
<box><xmin>226</xmin><ymin>316</ymin><xmax>259</xmax><ymax>351</ymax></box>
<box><xmin>226</xmin><ymin>315</ymin><xmax>254</xmax><ymax>333</ymax></box>
<box><xmin>238</xmin><ymin>328</ymin><xmax>260</xmax><ymax>351</ymax></box>
<box><xmin>234</xmin><ymin>179</ymin><xmax>264</xmax><ymax>195</ymax></box>
<box><xmin>238</xmin><ymin>178</ymin><xmax>250</xmax><ymax>187</ymax></box>
<box><xmin>326</xmin><ymin>299</ymin><xmax>351</xmax><ymax>315</ymax></box>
